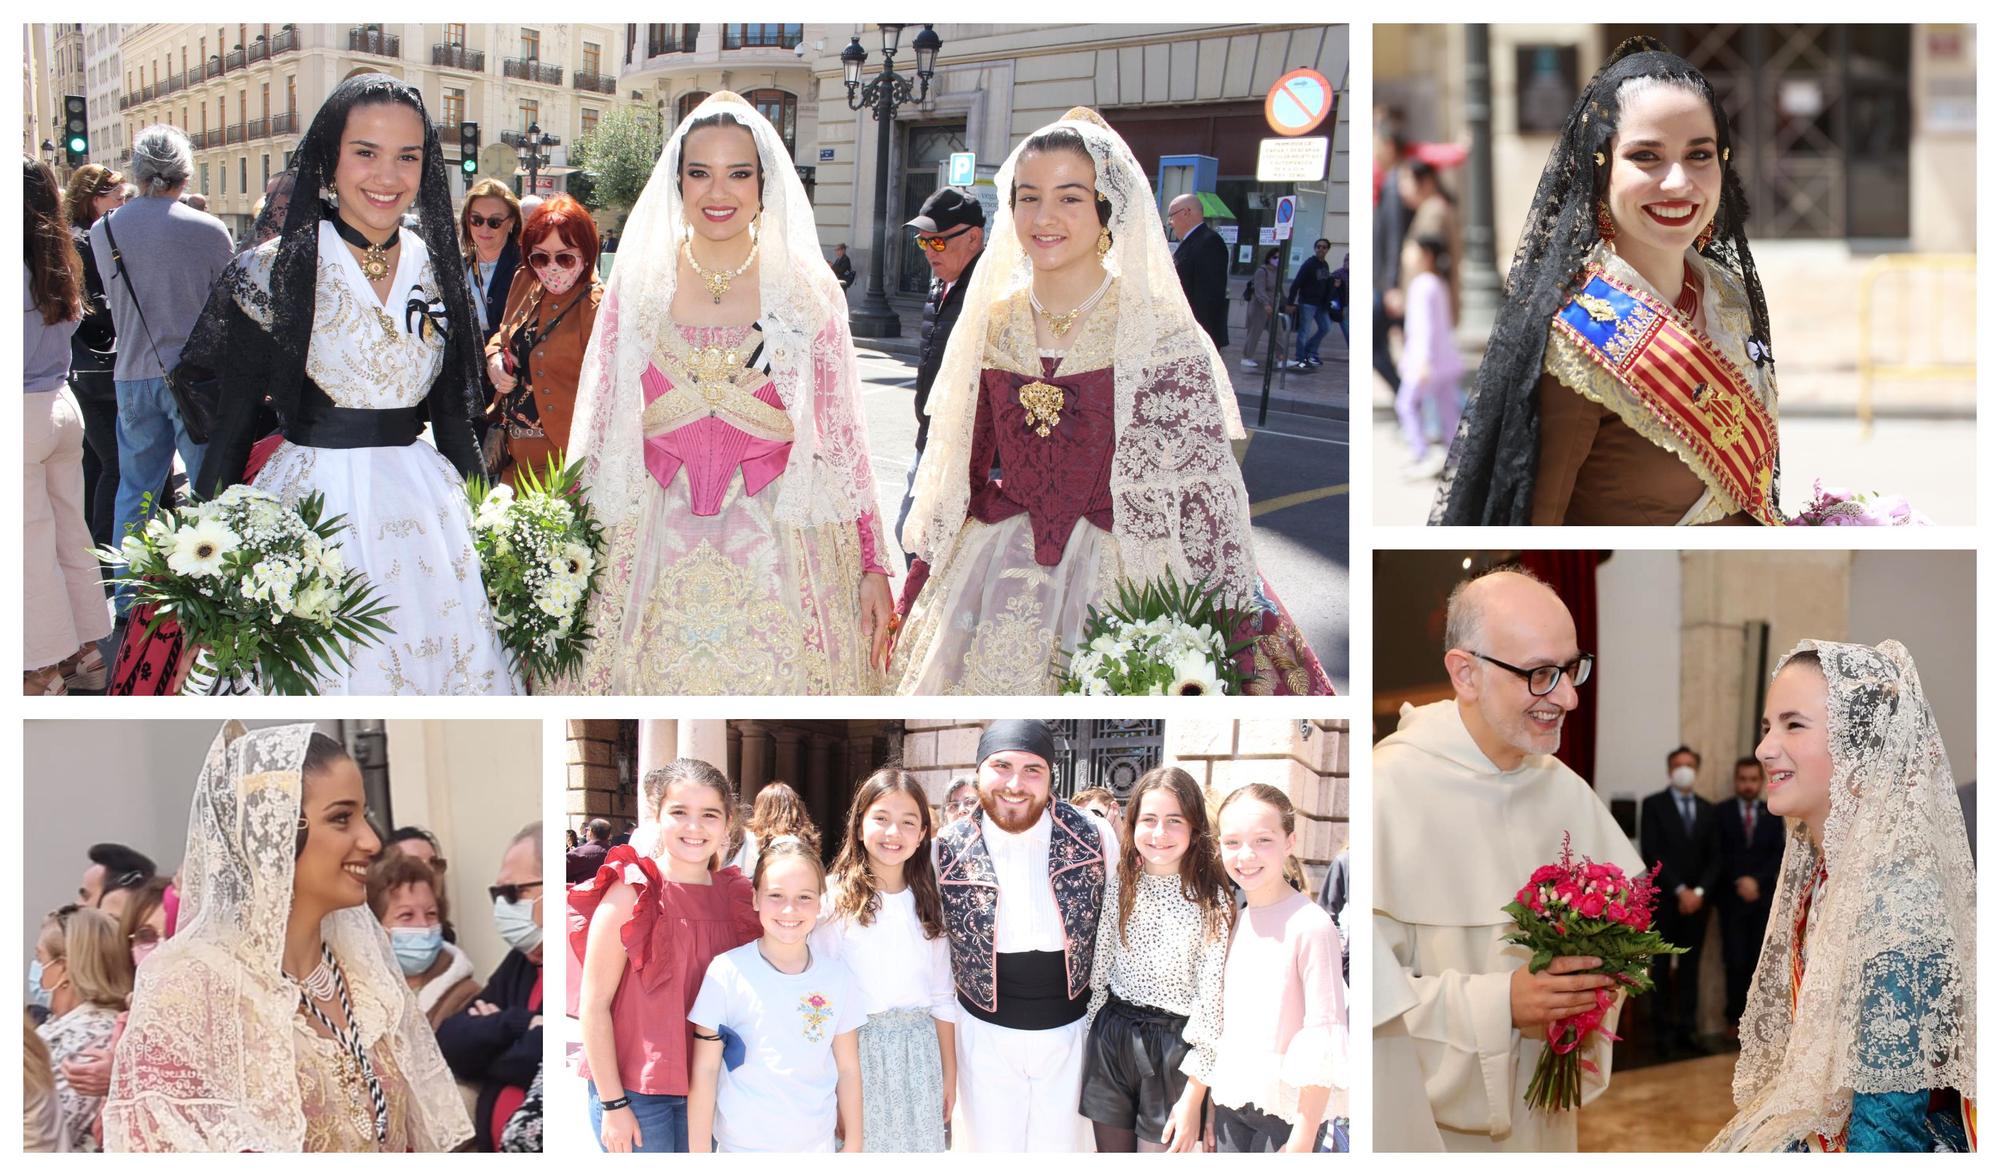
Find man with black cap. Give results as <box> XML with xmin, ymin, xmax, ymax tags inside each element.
<box><xmin>934</xmin><ymin>719</ymin><xmax>1112</xmax><ymax>1151</ymax></box>
<box><xmin>80</xmin><ymin>842</ymin><xmax>157</xmax><ymax>918</ymax></box>
<box><xmin>896</xmin><ymin>186</ymin><xmax>986</xmax><ymax>549</ymax></box>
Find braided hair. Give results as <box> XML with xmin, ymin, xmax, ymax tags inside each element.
<box><xmin>1431</xmin><ymin>37</ymin><xmax>1775</xmax><ymax>526</ymax></box>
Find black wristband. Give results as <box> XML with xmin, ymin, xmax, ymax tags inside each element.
<box><xmin>599</xmin><ymin>1096</ymin><xmax>632</xmax><ymax>1112</ymax></box>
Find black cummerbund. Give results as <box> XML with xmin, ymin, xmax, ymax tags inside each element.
<box><xmin>960</xmin><ymin>949</ymin><xmax>1088</xmax><ymax>1031</ymax></box>
<box><xmin>287</xmin><ymin>381</ymin><xmax>422</xmax><ymax>449</ymax></box>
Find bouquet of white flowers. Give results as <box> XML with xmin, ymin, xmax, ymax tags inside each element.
<box><xmin>97</xmin><ymin>486</ymin><xmax>396</xmax><ymax>694</ymax></box>
<box><xmin>466</xmin><ymin>455</ymin><xmax>605</xmax><ymax>685</ymax></box>
<box><xmin>1058</xmin><ymin>572</ymin><xmax>1258</xmax><ymax>696</ymax></box>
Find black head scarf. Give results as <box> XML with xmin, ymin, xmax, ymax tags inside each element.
<box><xmin>976</xmin><ymin>720</ymin><xmax>1057</xmax><ymax>772</ymax></box>
<box><xmin>1431</xmin><ymin>36</ymin><xmax>1776</xmax><ymax>526</ymax></box>
<box><xmin>185</xmin><ymin>73</ymin><xmax>482</xmax><ymax>493</ymax></box>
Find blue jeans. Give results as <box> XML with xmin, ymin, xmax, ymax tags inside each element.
<box><xmin>1294</xmin><ymin>303</ymin><xmax>1335</xmax><ymax>363</ymax></box>
<box><xmin>587</xmin><ymin>1081</ymin><xmax>689</xmax><ymax>1153</ymax></box>
<box><xmin>112</xmin><ymin>376</ymin><xmax>207</xmax><ymax>613</ymax></box>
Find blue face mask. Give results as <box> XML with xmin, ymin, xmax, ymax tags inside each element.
<box><xmin>493</xmin><ymin>894</ymin><xmax>543</xmax><ymax>954</ymax></box>
<box><xmin>27</xmin><ymin>958</ymin><xmax>51</xmax><ymax>1008</ymax></box>
<box><xmin>388</xmin><ymin>925</ymin><xmax>445</xmax><ymax>975</ymax></box>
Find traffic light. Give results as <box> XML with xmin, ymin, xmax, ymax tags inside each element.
<box><xmin>460</xmin><ymin>121</ymin><xmax>479</xmax><ymax>177</ymax></box>
<box><xmin>63</xmin><ymin>95</ymin><xmax>89</xmax><ymax>165</ymax></box>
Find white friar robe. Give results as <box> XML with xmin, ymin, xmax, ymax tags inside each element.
<box><xmin>1373</xmin><ymin>699</ymin><xmax>1645</xmax><ymax>1152</ymax></box>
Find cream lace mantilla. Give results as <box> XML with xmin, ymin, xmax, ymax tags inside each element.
<box><xmin>904</xmin><ymin>106</ymin><xmax>1259</xmax><ymax>605</ymax></box>
<box><xmin>1708</xmin><ymin>640</ymin><xmax>1976</xmax><ymax>1151</ymax></box>
<box><xmin>103</xmin><ymin>722</ymin><xmax>472</xmax><ymax>1152</ymax></box>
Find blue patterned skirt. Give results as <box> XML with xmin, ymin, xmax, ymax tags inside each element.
<box><xmin>858</xmin><ymin>1006</ymin><xmax>947</xmax><ymax>1152</ymax></box>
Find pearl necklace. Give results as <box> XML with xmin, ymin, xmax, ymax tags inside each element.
<box><xmin>286</xmin><ymin>952</ymin><xmax>340</xmax><ymax>1002</ymax></box>
<box><xmin>1029</xmin><ymin>269</ymin><xmax>1114</xmax><ymax>338</ymax></box>
<box><xmin>684</xmin><ymin>235</ymin><xmax>760</xmax><ymax>304</ymax></box>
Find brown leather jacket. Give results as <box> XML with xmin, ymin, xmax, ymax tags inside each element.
<box><xmin>485</xmin><ymin>275</ymin><xmax>601</xmax><ymax>485</ymax></box>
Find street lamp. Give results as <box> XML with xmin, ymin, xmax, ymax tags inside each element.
<box><xmin>40</xmin><ymin>138</ymin><xmax>58</xmax><ymax>168</ymax></box>
<box><xmin>515</xmin><ymin>122</ymin><xmax>547</xmax><ymax>196</ymax></box>
<box><xmin>842</xmin><ymin>23</ymin><xmax>942</xmax><ymax>338</ymax></box>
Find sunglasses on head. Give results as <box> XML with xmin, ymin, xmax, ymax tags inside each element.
<box><xmin>914</xmin><ymin>226</ymin><xmax>973</xmax><ymax>253</ymax></box>
<box><xmin>467</xmin><ymin>212</ymin><xmax>513</xmax><ymax>229</ymax></box>
<box><xmin>489</xmin><ymin>881</ymin><xmax>543</xmax><ymax>904</ymax></box>
<box><xmin>528</xmin><ymin>249</ymin><xmax>582</xmax><ymax>270</ymax></box>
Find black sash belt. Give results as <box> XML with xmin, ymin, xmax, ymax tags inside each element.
<box><xmin>287</xmin><ymin>382</ymin><xmax>422</xmax><ymax>449</ymax></box>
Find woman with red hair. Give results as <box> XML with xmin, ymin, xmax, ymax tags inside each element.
<box><xmin>483</xmin><ymin>194</ymin><xmax>602</xmax><ymax>485</ymax></box>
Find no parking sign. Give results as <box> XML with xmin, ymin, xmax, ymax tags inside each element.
<box><xmin>1265</xmin><ymin>68</ymin><xmax>1334</xmax><ymax>137</ymax></box>
<box><xmin>1274</xmin><ymin>194</ymin><xmax>1297</xmax><ymax>241</ymax></box>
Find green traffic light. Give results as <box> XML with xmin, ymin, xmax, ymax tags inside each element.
<box><xmin>68</xmin><ymin>136</ymin><xmax>88</xmax><ymax>153</ymax></box>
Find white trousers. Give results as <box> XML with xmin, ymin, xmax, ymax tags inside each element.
<box><xmin>953</xmin><ymin>1013</ymin><xmax>1093</xmax><ymax>1152</ymax></box>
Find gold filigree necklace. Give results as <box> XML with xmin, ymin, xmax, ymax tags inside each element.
<box><xmin>330</xmin><ymin>213</ymin><xmax>399</xmax><ymax>283</ymax></box>
<box><xmin>684</xmin><ymin>234</ymin><xmax>760</xmax><ymax>304</ymax></box>
<box><xmin>1028</xmin><ymin>268</ymin><xmax>1113</xmax><ymax>338</ymax></box>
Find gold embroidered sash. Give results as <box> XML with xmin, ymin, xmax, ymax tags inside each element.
<box><xmin>1547</xmin><ymin>264</ymin><xmax>1780</xmax><ymax>525</ymax></box>
<box><xmin>641</xmin><ymin>325</ymin><xmax>792</xmax><ymax>440</ymax></box>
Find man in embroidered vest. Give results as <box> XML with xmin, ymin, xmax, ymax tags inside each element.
<box><xmin>935</xmin><ymin>719</ymin><xmax>1112</xmax><ymax>1151</ymax></box>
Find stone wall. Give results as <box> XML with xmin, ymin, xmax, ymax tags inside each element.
<box><xmin>564</xmin><ymin>719</ymin><xmax>633</xmax><ymax>834</ymax></box>
<box><xmin>1167</xmin><ymin>718</ymin><xmax>1349</xmax><ymax>883</ymax></box>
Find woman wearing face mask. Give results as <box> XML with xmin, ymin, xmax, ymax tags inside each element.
<box><xmin>180</xmin><ymin>73</ymin><xmax>519</xmax><ymax>695</ymax></box>
<box><xmin>1708</xmin><ymin>641</ymin><xmax>1976</xmax><ymax>1152</ymax></box>
<box><xmin>103</xmin><ymin>724</ymin><xmax>472</xmax><ymax>1151</ymax></box>
<box><xmin>33</xmin><ymin>905</ymin><xmax>134</xmax><ymax>1152</ymax></box>
<box><xmin>1434</xmin><ymin>37</ymin><xmax>1780</xmax><ymax>526</ymax></box>
<box><xmin>896</xmin><ymin>108</ymin><xmax>1332</xmax><ymax>694</ymax></box>
<box><xmin>481</xmin><ymin>194</ymin><xmax>600</xmax><ymax>486</ymax></box>
<box><xmin>561</xmin><ymin>92</ymin><xmax>893</xmax><ymax>694</ymax></box>
<box><xmin>368</xmin><ymin>854</ymin><xmax>480</xmax><ymax>1027</ymax></box>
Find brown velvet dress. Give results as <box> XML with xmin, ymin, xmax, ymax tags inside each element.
<box><xmin>1530</xmin><ymin>374</ymin><xmax>1756</xmax><ymax>526</ymax></box>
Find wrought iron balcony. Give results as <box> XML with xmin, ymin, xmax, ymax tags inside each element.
<box><xmin>244</xmin><ymin>115</ymin><xmax>268</xmax><ymax>141</ymax></box>
<box><xmin>433</xmin><ymin>43</ymin><xmax>485</xmax><ymax>71</ymax></box>
<box><xmin>503</xmin><ymin>57</ymin><xmax>563</xmax><ymax>85</ymax></box>
<box><xmin>573</xmin><ymin>69</ymin><xmax>617</xmax><ymax>94</ymax></box>
<box><xmin>349</xmin><ymin>27</ymin><xmax>399</xmax><ymax>59</ymax></box>
<box><xmin>271</xmin><ymin>110</ymin><xmax>298</xmax><ymax>135</ymax></box>
<box><xmin>271</xmin><ymin>27</ymin><xmax>298</xmax><ymax>57</ymax></box>
<box><xmin>225</xmin><ymin>46</ymin><xmax>246</xmax><ymax>70</ymax></box>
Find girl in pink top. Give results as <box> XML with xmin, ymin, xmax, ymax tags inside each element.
<box><xmin>1194</xmin><ymin>783</ymin><xmax>1346</xmax><ymax>1152</ymax></box>
<box><xmin>570</xmin><ymin>759</ymin><xmax>759</xmax><ymax>1152</ymax></box>
<box><xmin>1395</xmin><ymin>234</ymin><xmax>1465</xmax><ymax>477</ymax></box>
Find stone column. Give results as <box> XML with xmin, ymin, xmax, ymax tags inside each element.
<box><xmin>677</xmin><ymin>720</ymin><xmax>728</xmax><ymax>776</ymax></box>
<box><xmin>635</xmin><ymin>720</ymin><xmax>677</xmax><ymax>780</ymax></box>
<box><xmin>807</xmin><ymin>732</ymin><xmax>836</xmax><ymax>833</ymax></box>
<box><xmin>726</xmin><ymin>725</ymin><xmax>743</xmax><ymax>789</ymax></box>
<box><xmin>1457</xmin><ymin>24</ymin><xmax>1502</xmax><ymax>350</ymax></box>
<box><xmin>738</xmin><ymin>721</ymin><xmax>769</xmax><ymax>797</ymax></box>
<box><xmin>773</xmin><ymin>727</ymin><xmax>804</xmax><ymax>790</ymax></box>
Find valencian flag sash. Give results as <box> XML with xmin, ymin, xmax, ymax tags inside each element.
<box><xmin>1552</xmin><ymin>264</ymin><xmax>1781</xmax><ymax>525</ymax></box>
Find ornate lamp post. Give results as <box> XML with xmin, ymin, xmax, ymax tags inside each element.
<box><xmin>516</xmin><ymin>122</ymin><xmax>548</xmax><ymax>196</ymax></box>
<box><xmin>841</xmin><ymin>23</ymin><xmax>942</xmax><ymax>338</ymax></box>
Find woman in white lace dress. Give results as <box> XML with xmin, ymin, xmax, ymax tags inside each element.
<box><xmin>104</xmin><ymin>724</ymin><xmax>472</xmax><ymax>1152</ymax></box>
<box><xmin>184</xmin><ymin>74</ymin><xmax>518</xmax><ymax>694</ymax></box>
<box><xmin>560</xmin><ymin>92</ymin><xmax>893</xmax><ymax>694</ymax></box>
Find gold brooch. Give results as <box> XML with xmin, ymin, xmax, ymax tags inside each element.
<box><xmin>688</xmin><ymin>345</ymin><xmax>744</xmax><ymax>406</ymax></box>
<box><xmin>1575</xmin><ymin>293</ymin><xmax>1619</xmax><ymax>323</ymax></box>
<box><xmin>1019</xmin><ymin>380</ymin><xmax>1065</xmax><ymax>437</ymax></box>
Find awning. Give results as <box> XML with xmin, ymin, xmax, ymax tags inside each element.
<box><xmin>1197</xmin><ymin>191</ymin><xmax>1236</xmax><ymax>219</ymax></box>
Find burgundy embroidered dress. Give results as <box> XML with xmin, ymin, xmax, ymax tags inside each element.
<box><xmin>564</xmin><ymin>320</ymin><xmax>887</xmax><ymax>693</ymax></box>
<box><xmin>894</xmin><ymin>287</ymin><xmax>1330</xmax><ymax>694</ymax></box>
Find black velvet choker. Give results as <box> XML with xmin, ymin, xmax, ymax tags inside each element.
<box><xmin>330</xmin><ymin>213</ymin><xmax>399</xmax><ymax>281</ymax></box>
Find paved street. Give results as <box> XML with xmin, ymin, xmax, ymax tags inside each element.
<box><xmin>856</xmin><ymin>337</ymin><xmax>1350</xmax><ymax>691</ymax></box>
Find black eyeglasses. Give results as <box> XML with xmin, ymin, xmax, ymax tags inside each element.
<box><xmin>1467</xmin><ymin>651</ymin><xmax>1594</xmax><ymax>696</ymax></box>
<box><xmin>914</xmin><ymin>226</ymin><xmax>974</xmax><ymax>252</ymax></box>
<box><xmin>467</xmin><ymin>212</ymin><xmax>514</xmax><ymax>229</ymax></box>
<box><xmin>489</xmin><ymin>881</ymin><xmax>544</xmax><ymax>904</ymax></box>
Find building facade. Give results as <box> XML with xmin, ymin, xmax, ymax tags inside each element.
<box><xmin>108</xmin><ymin>22</ymin><xmax>637</xmax><ymax>237</ymax></box>
<box><xmin>805</xmin><ymin>24</ymin><xmax>1349</xmax><ymax>299</ymax></box>
<box><xmin>84</xmin><ymin>24</ymin><xmax>127</xmax><ymax>168</ymax></box>
<box><xmin>565</xmin><ymin>716</ymin><xmax>1349</xmax><ymax>892</ymax></box>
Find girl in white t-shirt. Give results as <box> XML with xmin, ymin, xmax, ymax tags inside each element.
<box><xmin>812</xmin><ymin>769</ymin><xmax>957</xmax><ymax>1151</ymax></box>
<box><xmin>689</xmin><ymin>838</ymin><xmax>863</xmax><ymax>1152</ymax></box>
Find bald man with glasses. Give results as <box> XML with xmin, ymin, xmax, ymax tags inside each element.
<box><xmin>1372</xmin><ymin>566</ymin><xmax>1643</xmax><ymax>1152</ymax></box>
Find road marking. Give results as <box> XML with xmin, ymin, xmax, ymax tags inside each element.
<box><xmin>1250</xmin><ymin>483</ymin><xmax>1347</xmax><ymax>518</ymax></box>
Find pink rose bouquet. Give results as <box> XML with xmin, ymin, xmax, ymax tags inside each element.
<box><xmin>1502</xmin><ymin>832</ymin><xmax>1683</xmax><ymax>1112</ymax></box>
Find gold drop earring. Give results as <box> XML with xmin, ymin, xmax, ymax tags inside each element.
<box><xmin>1096</xmin><ymin>226</ymin><xmax>1112</xmax><ymax>257</ymax></box>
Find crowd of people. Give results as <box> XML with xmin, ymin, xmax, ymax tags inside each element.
<box><xmin>24</xmin><ymin>75</ymin><xmax>1333</xmax><ymax>696</ymax></box>
<box><xmin>566</xmin><ymin>718</ymin><xmax>1347</xmax><ymax>1153</ymax></box>
<box><xmin>23</xmin><ymin>723</ymin><xmax>543</xmax><ymax>1152</ymax></box>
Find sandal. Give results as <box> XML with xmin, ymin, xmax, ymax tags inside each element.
<box><xmin>25</xmin><ymin>667</ymin><xmax>67</xmax><ymax>696</ymax></box>
<box><xmin>63</xmin><ymin>646</ymin><xmax>107</xmax><ymax>693</ymax></box>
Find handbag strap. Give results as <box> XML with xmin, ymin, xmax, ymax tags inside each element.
<box><xmin>99</xmin><ymin>214</ymin><xmax>174</xmax><ymax>377</ymax></box>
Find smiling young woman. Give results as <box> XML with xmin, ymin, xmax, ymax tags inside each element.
<box><xmin>1433</xmin><ymin>36</ymin><xmax>1783</xmax><ymax>528</ymax></box>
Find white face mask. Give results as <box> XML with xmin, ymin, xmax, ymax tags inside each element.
<box><xmin>1670</xmin><ymin>765</ymin><xmax>1698</xmax><ymax>790</ymax></box>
